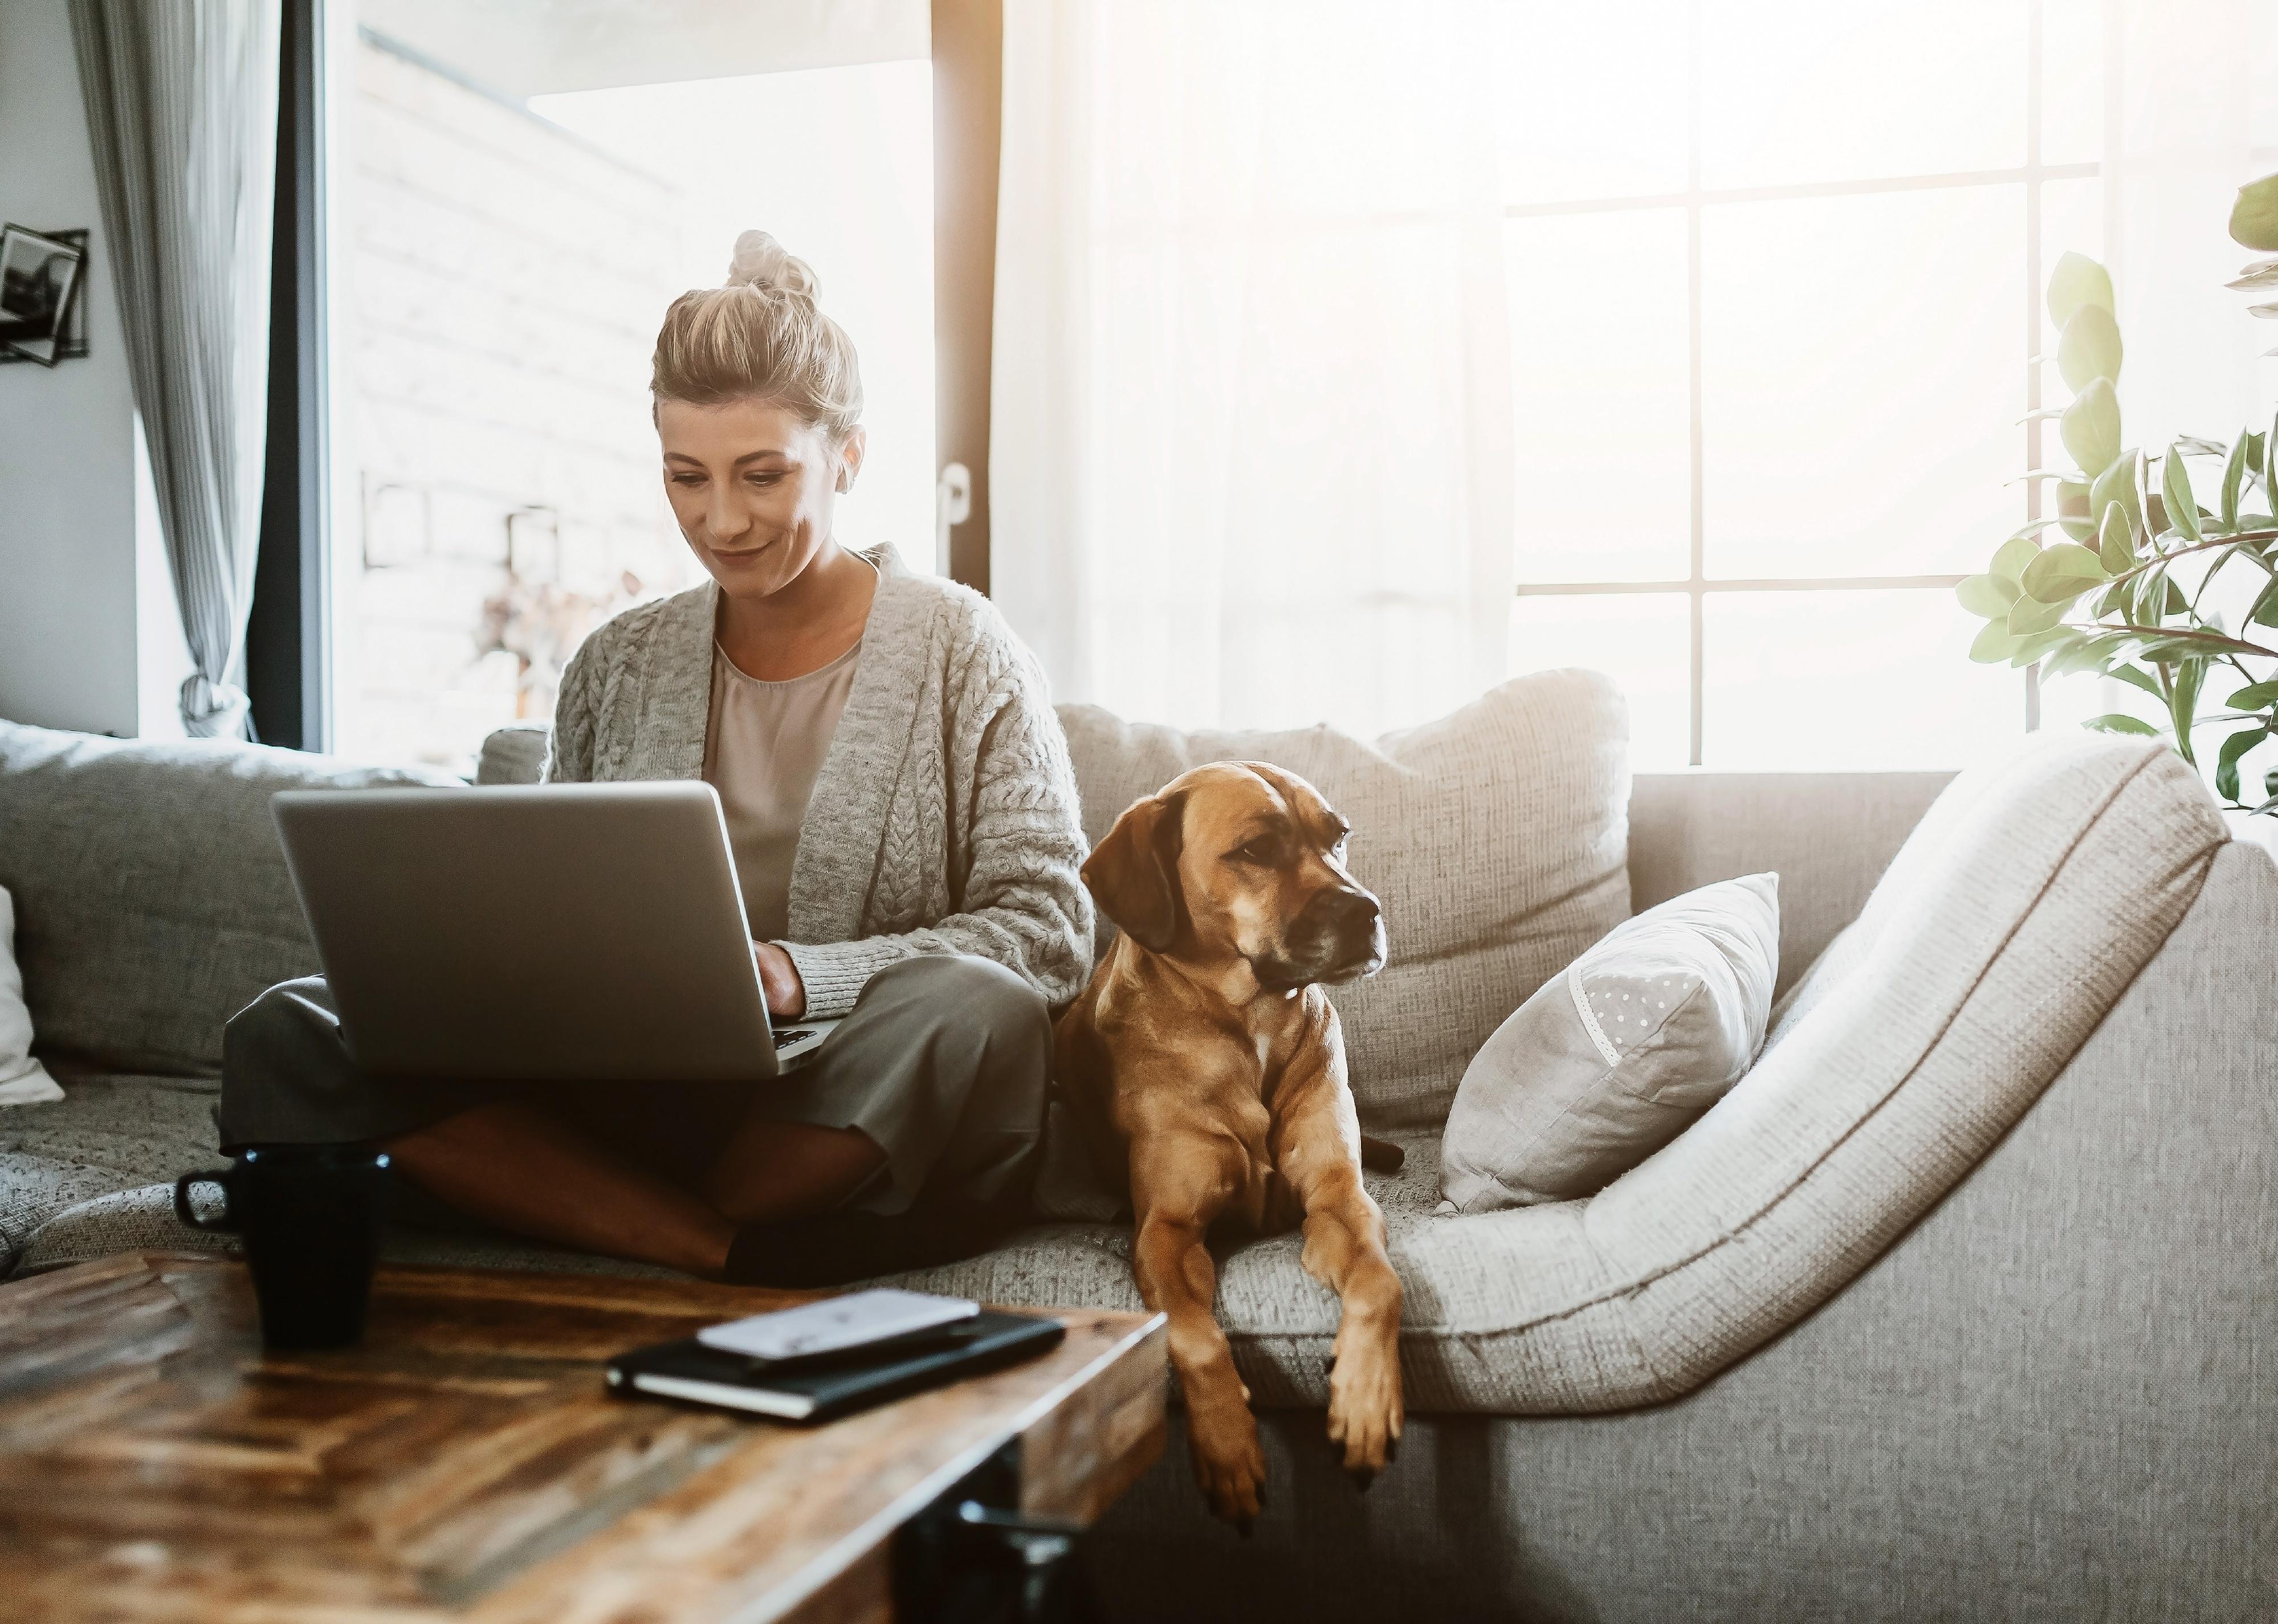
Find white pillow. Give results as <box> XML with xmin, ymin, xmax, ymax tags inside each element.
<box><xmin>1440</xmin><ymin>872</ymin><xmax>1779</xmax><ymax>1211</ymax></box>
<box><xmin>1</xmin><ymin>885</ymin><xmax>62</xmax><ymax>1105</ymax></box>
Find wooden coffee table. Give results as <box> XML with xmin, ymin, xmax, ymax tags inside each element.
<box><xmin>0</xmin><ymin>1252</ymin><xmax>1166</xmax><ymax>1622</ymax></box>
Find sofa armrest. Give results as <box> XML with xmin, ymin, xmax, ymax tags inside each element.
<box><xmin>1629</xmin><ymin>769</ymin><xmax>1954</xmax><ymax>994</ymax></box>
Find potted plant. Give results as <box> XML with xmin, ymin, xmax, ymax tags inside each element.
<box><xmin>1957</xmin><ymin>172</ymin><xmax>2278</xmax><ymax>816</ymax></box>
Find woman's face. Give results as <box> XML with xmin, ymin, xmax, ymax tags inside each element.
<box><xmin>657</xmin><ymin>397</ymin><xmax>866</xmax><ymax>601</ymax></box>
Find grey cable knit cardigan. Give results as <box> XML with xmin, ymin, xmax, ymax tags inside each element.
<box><xmin>541</xmin><ymin>547</ymin><xmax>1095</xmax><ymax>1018</ymax></box>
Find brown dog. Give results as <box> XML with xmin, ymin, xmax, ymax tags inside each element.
<box><xmin>1055</xmin><ymin>761</ymin><xmax>1403</xmax><ymax>1525</ymax></box>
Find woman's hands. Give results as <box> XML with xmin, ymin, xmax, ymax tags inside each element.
<box><xmin>754</xmin><ymin>941</ymin><xmax>807</xmax><ymax>1019</ymax></box>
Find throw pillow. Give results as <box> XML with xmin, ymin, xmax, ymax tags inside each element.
<box><xmin>0</xmin><ymin>885</ymin><xmax>62</xmax><ymax>1106</ymax></box>
<box><xmin>1440</xmin><ymin>872</ymin><xmax>1779</xmax><ymax>1212</ymax></box>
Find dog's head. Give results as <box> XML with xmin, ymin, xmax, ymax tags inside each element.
<box><xmin>1082</xmin><ymin>761</ymin><xmax>1386</xmax><ymax>992</ymax></box>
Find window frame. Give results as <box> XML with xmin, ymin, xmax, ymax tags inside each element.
<box><xmin>247</xmin><ymin>0</ymin><xmax>332</xmax><ymax>752</ymax></box>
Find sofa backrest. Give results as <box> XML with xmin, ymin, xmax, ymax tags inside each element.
<box><xmin>479</xmin><ymin>699</ymin><xmax>1957</xmax><ymax>1125</ymax></box>
<box><xmin>1629</xmin><ymin>770</ymin><xmax>1954</xmax><ymax>999</ymax></box>
<box><xmin>0</xmin><ymin>721</ymin><xmax>460</xmax><ymax>1076</ymax></box>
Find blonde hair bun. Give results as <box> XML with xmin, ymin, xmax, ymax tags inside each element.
<box><xmin>652</xmin><ymin>230</ymin><xmax>862</xmax><ymax>435</ymax></box>
<box><xmin>726</xmin><ymin>229</ymin><xmax>820</xmax><ymax>301</ymax></box>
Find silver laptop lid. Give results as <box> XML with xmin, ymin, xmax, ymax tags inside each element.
<box><xmin>272</xmin><ymin>782</ymin><xmax>779</xmax><ymax>1083</ymax></box>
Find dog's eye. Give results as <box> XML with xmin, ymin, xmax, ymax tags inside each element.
<box><xmin>1232</xmin><ymin>837</ymin><xmax>1278</xmax><ymax>864</ymax></box>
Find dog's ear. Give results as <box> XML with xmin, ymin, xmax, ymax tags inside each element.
<box><xmin>1082</xmin><ymin>790</ymin><xmax>1187</xmax><ymax>953</ymax></box>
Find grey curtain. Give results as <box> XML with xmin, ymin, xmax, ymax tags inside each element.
<box><xmin>70</xmin><ymin>1</ymin><xmax>280</xmax><ymax>740</ymax></box>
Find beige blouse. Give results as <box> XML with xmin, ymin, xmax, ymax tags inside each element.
<box><xmin>702</xmin><ymin>639</ymin><xmax>861</xmax><ymax>941</ymax></box>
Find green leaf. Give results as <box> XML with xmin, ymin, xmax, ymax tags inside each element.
<box><xmin>2222</xmin><ymin>435</ymin><xmax>2250</xmax><ymax>529</ymax></box>
<box><xmin>1969</xmin><ymin>621</ymin><xmax>2023</xmax><ymax>663</ymax></box>
<box><xmin>2048</xmin><ymin>251</ymin><xmax>2117</xmax><ymax>327</ymax></box>
<box><xmin>2268</xmin><ymin>406</ymin><xmax>2277</xmax><ymax>503</ymax></box>
<box><xmin>2163</xmin><ymin>444</ymin><xmax>2202</xmax><ymax>542</ymax></box>
<box><xmin>2097</xmin><ymin>500</ymin><xmax>2137</xmax><ymax>573</ymax></box>
<box><xmin>2084</xmin><ymin>713</ymin><xmax>2159</xmax><ymax>736</ymax></box>
<box><xmin>2020</xmin><ymin>541</ymin><xmax>2107</xmax><ymax>603</ymax></box>
<box><xmin>2164</xmin><ymin>578</ymin><xmax>2190</xmax><ymax>617</ymax></box>
<box><xmin>2040</xmin><ymin>635</ymin><xmax>2106</xmax><ymax>677</ymax></box>
<box><xmin>2006</xmin><ymin>595</ymin><xmax>2069</xmax><ymax>635</ymax></box>
<box><xmin>1990</xmin><ymin>536</ymin><xmax>2040</xmax><ymax>589</ymax></box>
<box><xmin>2109</xmin><ymin>662</ymin><xmax>2163</xmax><ymax>699</ymax></box>
<box><xmin>2061</xmin><ymin>379</ymin><xmax>2121</xmax><ymax>477</ymax></box>
<box><xmin>2232</xmin><ymin>172</ymin><xmax>2278</xmax><ymax>252</ymax></box>
<box><xmin>2215</xmin><ymin>725</ymin><xmax>2268</xmax><ymax>802</ymax></box>
<box><xmin>2170</xmin><ymin>658</ymin><xmax>2206</xmax><ymax>764</ymax></box>
<box><xmin>2010</xmin><ymin>629</ymin><xmax>2077</xmax><ymax>668</ymax></box>
<box><xmin>2228</xmin><ymin>680</ymin><xmax>2278</xmax><ymax>709</ymax></box>
<box><xmin>2089</xmin><ymin>452</ymin><xmax>2144</xmax><ymax>543</ymax></box>
<box><xmin>2230</xmin><ymin>257</ymin><xmax>2278</xmax><ymax>291</ymax></box>
<box><xmin>2131</xmin><ymin>561</ymin><xmax>2173</xmax><ymax>626</ymax></box>
<box><xmin>2056</xmin><ymin>303</ymin><xmax>2123</xmax><ymax>390</ymax></box>
<box><xmin>2137</xmin><ymin>451</ymin><xmax>2167</xmax><ymax>540</ymax></box>
<box><xmin>1955</xmin><ymin>573</ymin><xmax>2018</xmax><ymax>618</ymax></box>
<box><xmin>2248</xmin><ymin>573</ymin><xmax>2278</xmax><ymax>629</ymax></box>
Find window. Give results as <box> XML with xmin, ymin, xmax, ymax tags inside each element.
<box><xmin>1505</xmin><ymin>0</ymin><xmax>2085</xmax><ymax>769</ymax></box>
<box><xmin>320</xmin><ymin>1</ymin><xmax>935</xmax><ymax>774</ymax></box>
<box><xmin>991</xmin><ymin>0</ymin><xmax>2275</xmax><ymax>765</ymax></box>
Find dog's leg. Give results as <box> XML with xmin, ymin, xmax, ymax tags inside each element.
<box><xmin>1294</xmin><ymin>1164</ymin><xmax>1402</xmax><ymax>1482</ymax></box>
<box><xmin>1129</xmin><ymin>1150</ymin><xmax>1263</xmax><ymax>1527</ymax></box>
<box><xmin>1273</xmin><ymin>1019</ymin><xmax>1404</xmax><ymax>1484</ymax></box>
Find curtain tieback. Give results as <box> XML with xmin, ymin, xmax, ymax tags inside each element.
<box><xmin>180</xmin><ymin>672</ymin><xmax>251</xmax><ymax>739</ymax></box>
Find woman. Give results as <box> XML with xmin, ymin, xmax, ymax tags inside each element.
<box><xmin>218</xmin><ymin>232</ymin><xmax>1095</xmax><ymax>1284</ymax></box>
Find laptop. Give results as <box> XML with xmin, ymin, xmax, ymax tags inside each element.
<box><xmin>271</xmin><ymin>782</ymin><xmax>839</xmax><ymax>1082</ymax></box>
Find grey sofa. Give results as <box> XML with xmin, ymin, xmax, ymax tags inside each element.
<box><xmin>2</xmin><ymin>711</ymin><xmax>2273</xmax><ymax>1622</ymax></box>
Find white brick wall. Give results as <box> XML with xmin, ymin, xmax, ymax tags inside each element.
<box><xmin>332</xmin><ymin>38</ymin><xmax>698</xmax><ymax>772</ymax></box>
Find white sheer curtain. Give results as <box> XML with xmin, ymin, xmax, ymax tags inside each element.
<box><xmin>71</xmin><ymin>0</ymin><xmax>278</xmax><ymax>740</ymax></box>
<box><xmin>992</xmin><ymin>0</ymin><xmax>2278</xmax><ymax>744</ymax></box>
<box><xmin>989</xmin><ymin>0</ymin><xmax>1515</xmax><ymax>736</ymax></box>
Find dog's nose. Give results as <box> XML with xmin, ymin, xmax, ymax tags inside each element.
<box><xmin>1321</xmin><ymin>888</ymin><xmax>1380</xmax><ymax>930</ymax></box>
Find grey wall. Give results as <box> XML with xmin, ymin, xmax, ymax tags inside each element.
<box><xmin>0</xmin><ymin>0</ymin><xmax>188</xmax><ymax>738</ymax></box>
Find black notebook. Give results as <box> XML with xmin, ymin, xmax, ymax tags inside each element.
<box><xmin>605</xmin><ymin>1309</ymin><xmax>1065</xmax><ymax>1422</ymax></box>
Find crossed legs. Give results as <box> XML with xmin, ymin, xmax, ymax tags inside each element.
<box><xmin>381</xmin><ymin>1104</ymin><xmax>880</xmax><ymax>1278</ymax></box>
<box><xmin>215</xmin><ymin>956</ymin><xmax>1046</xmax><ymax>1280</ymax></box>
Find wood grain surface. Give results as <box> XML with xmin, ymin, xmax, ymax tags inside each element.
<box><xmin>0</xmin><ymin>1253</ymin><xmax>1166</xmax><ymax>1623</ymax></box>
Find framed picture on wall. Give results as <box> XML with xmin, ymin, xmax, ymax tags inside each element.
<box><xmin>0</xmin><ymin>224</ymin><xmax>86</xmax><ymax>367</ymax></box>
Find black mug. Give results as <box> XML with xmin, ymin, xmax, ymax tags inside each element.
<box><xmin>174</xmin><ymin>1145</ymin><xmax>392</xmax><ymax>1350</ymax></box>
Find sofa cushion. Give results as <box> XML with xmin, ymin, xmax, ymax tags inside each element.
<box><xmin>0</xmin><ymin>1070</ymin><xmax>223</xmax><ymax>1272</ymax></box>
<box><xmin>871</xmin><ymin>737</ymin><xmax>2225</xmax><ymax>1413</ymax></box>
<box><xmin>1057</xmin><ymin>672</ymin><xmax>1632</xmax><ymax>1128</ymax></box>
<box><xmin>0</xmin><ymin>723</ymin><xmax>459</xmax><ymax>1076</ymax></box>
<box><xmin>478</xmin><ymin>722</ymin><xmax>551</xmax><ymax>787</ymax></box>
<box><xmin>1</xmin><ymin>1066</ymin><xmax>685</xmax><ymax>1280</ymax></box>
<box><xmin>1439</xmin><ymin>872</ymin><xmax>1779</xmax><ymax>1213</ymax></box>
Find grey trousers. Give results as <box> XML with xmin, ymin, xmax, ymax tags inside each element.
<box><xmin>214</xmin><ymin>954</ymin><xmax>1052</xmax><ymax>1219</ymax></box>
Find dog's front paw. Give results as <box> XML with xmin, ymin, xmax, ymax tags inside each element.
<box><xmin>1325</xmin><ymin>1345</ymin><xmax>1403</xmax><ymax>1485</ymax></box>
<box><xmin>1188</xmin><ymin>1404</ymin><xmax>1268</xmax><ymax>1526</ymax></box>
